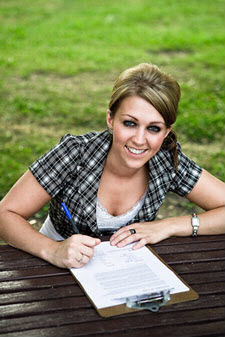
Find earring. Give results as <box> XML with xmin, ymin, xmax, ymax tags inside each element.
<box><xmin>109</xmin><ymin>128</ymin><xmax>113</xmax><ymax>135</ymax></box>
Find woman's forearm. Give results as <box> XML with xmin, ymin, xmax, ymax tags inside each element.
<box><xmin>0</xmin><ymin>210</ymin><xmax>58</xmax><ymax>262</ymax></box>
<box><xmin>0</xmin><ymin>210</ymin><xmax>101</xmax><ymax>269</ymax></box>
<box><xmin>169</xmin><ymin>206</ymin><xmax>225</xmax><ymax>237</ymax></box>
<box><xmin>110</xmin><ymin>206</ymin><xmax>225</xmax><ymax>249</ymax></box>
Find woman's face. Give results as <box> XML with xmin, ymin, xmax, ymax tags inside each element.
<box><xmin>107</xmin><ymin>95</ymin><xmax>171</xmax><ymax>172</ymax></box>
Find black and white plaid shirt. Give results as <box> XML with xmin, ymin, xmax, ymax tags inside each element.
<box><xmin>29</xmin><ymin>130</ymin><xmax>202</xmax><ymax>238</ymax></box>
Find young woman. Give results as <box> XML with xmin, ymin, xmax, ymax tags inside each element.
<box><xmin>0</xmin><ymin>63</ymin><xmax>224</xmax><ymax>268</ymax></box>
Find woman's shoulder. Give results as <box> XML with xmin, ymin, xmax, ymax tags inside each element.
<box><xmin>59</xmin><ymin>131</ymin><xmax>100</xmax><ymax>144</ymax></box>
<box><xmin>150</xmin><ymin>143</ymin><xmax>202</xmax><ymax>196</ymax></box>
<box><xmin>151</xmin><ymin>142</ymin><xmax>201</xmax><ymax>174</ymax></box>
<box><xmin>150</xmin><ymin>143</ymin><xmax>179</xmax><ymax>172</ymax></box>
<box><xmin>59</xmin><ymin>130</ymin><xmax>109</xmax><ymax>147</ymax></box>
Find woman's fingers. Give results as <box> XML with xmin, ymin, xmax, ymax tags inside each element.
<box><xmin>79</xmin><ymin>236</ymin><xmax>101</xmax><ymax>258</ymax></box>
<box><xmin>132</xmin><ymin>237</ymin><xmax>148</xmax><ymax>250</ymax></box>
<box><xmin>110</xmin><ymin>226</ymin><xmax>139</xmax><ymax>247</ymax></box>
<box><xmin>54</xmin><ymin>234</ymin><xmax>101</xmax><ymax>268</ymax></box>
<box><xmin>76</xmin><ymin>252</ymin><xmax>89</xmax><ymax>266</ymax></box>
<box><xmin>110</xmin><ymin>221</ymin><xmax>168</xmax><ymax>249</ymax></box>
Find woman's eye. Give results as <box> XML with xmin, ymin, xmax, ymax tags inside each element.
<box><xmin>123</xmin><ymin>120</ymin><xmax>136</xmax><ymax>127</ymax></box>
<box><xmin>148</xmin><ymin>126</ymin><xmax>161</xmax><ymax>132</ymax></box>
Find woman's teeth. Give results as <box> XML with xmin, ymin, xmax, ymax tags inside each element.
<box><xmin>126</xmin><ymin>146</ymin><xmax>146</xmax><ymax>154</ymax></box>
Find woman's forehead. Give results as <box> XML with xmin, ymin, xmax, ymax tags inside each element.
<box><xmin>115</xmin><ymin>96</ymin><xmax>166</xmax><ymax>124</ymax></box>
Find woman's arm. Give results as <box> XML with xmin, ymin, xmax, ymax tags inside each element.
<box><xmin>110</xmin><ymin>169</ymin><xmax>225</xmax><ymax>249</ymax></box>
<box><xmin>0</xmin><ymin>170</ymin><xmax>100</xmax><ymax>268</ymax></box>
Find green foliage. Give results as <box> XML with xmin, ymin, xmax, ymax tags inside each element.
<box><xmin>0</xmin><ymin>0</ymin><xmax>224</xmax><ymax>207</ymax></box>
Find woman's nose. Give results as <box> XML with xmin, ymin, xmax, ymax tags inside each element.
<box><xmin>132</xmin><ymin>128</ymin><xmax>146</xmax><ymax>145</ymax></box>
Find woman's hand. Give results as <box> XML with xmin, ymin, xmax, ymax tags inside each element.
<box><xmin>110</xmin><ymin>220</ymin><xmax>173</xmax><ymax>250</ymax></box>
<box><xmin>49</xmin><ymin>234</ymin><xmax>101</xmax><ymax>268</ymax></box>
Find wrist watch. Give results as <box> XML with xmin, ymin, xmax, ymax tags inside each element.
<box><xmin>191</xmin><ymin>213</ymin><xmax>199</xmax><ymax>237</ymax></box>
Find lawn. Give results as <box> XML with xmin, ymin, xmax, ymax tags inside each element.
<box><xmin>0</xmin><ymin>0</ymin><xmax>224</xmax><ymax>223</ymax></box>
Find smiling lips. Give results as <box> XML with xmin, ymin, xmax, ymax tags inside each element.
<box><xmin>125</xmin><ymin>145</ymin><xmax>147</xmax><ymax>155</ymax></box>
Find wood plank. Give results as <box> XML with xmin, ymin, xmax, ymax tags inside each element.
<box><xmin>0</xmin><ymin>275</ymin><xmax>77</xmax><ymax>293</ymax></box>
<box><xmin>164</xmin><ymin>293</ymin><xmax>225</xmax><ymax>311</ymax></box>
<box><xmin>0</xmin><ymin>258</ymin><xmax>49</xmax><ymax>270</ymax></box>
<box><xmin>0</xmin><ymin>244</ymin><xmax>19</xmax><ymax>252</ymax></box>
<box><xmin>0</xmin><ymin>309</ymin><xmax>99</xmax><ymax>334</ymax></box>
<box><xmin>177</xmin><ymin>270</ymin><xmax>225</xmax><ymax>284</ymax></box>
<box><xmin>158</xmin><ymin>249</ymin><xmax>225</xmax><ymax>264</ymax></box>
<box><xmin>103</xmin><ymin>321</ymin><xmax>225</xmax><ymax>337</ymax></box>
<box><xmin>194</xmin><ymin>281</ymin><xmax>225</xmax><ymax>294</ymax></box>
<box><xmin>0</xmin><ymin>284</ymin><xmax>82</xmax><ymax>304</ymax></box>
<box><xmin>154</xmin><ymin>240</ymin><xmax>225</xmax><ymax>254</ymax></box>
<box><xmin>0</xmin><ymin>296</ymin><xmax>92</xmax><ymax>319</ymax></box>
<box><xmin>0</xmin><ymin>265</ymin><xmax>68</xmax><ymax>281</ymax></box>
<box><xmin>168</xmin><ymin>260</ymin><xmax>224</xmax><ymax>273</ymax></box>
<box><xmin>0</xmin><ymin>309</ymin><xmax>224</xmax><ymax>337</ymax></box>
<box><xmin>153</xmin><ymin>235</ymin><xmax>225</xmax><ymax>246</ymax></box>
<box><xmin>0</xmin><ymin>249</ymin><xmax>36</xmax><ymax>261</ymax></box>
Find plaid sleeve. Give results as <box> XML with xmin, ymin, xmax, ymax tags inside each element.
<box><xmin>170</xmin><ymin>144</ymin><xmax>202</xmax><ymax>196</ymax></box>
<box><xmin>29</xmin><ymin>134</ymin><xmax>81</xmax><ymax>198</ymax></box>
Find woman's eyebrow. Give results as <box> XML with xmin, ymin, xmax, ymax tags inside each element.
<box><xmin>121</xmin><ymin>114</ymin><xmax>165</xmax><ymax>125</ymax></box>
<box><xmin>148</xmin><ymin>121</ymin><xmax>165</xmax><ymax>125</ymax></box>
<box><xmin>121</xmin><ymin>113</ymin><xmax>137</xmax><ymax>120</ymax></box>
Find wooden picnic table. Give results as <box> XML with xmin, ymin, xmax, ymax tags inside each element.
<box><xmin>0</xmin><ymin>234</ymin><xmax>224</xmax><ymax>337</ymax></box>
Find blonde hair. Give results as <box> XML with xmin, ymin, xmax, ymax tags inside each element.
<box><xmin>108</xmin><ymin>63</ymin><xmax>181</xmax><ymax>168</ymax></box>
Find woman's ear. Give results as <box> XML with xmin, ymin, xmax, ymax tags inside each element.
<box><xmin>165</xmin><ymin>126</ymin><xmax>172</xmax><ymax>138</ymax></box>
<box><xmin>106</xmin><ymin>109</ymin><xmax>113</xmax><ymax>129</ymax></box>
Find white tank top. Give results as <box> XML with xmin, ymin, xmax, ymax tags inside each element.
<box><xmin>96</xmin><ymin>191</ymin><xmax>146</xmax><ymax>233</ymax></box>
<box><xmin>39</xmin><ymin>192</ymin><xmax>146</xmax><ymax>239</ymax></box>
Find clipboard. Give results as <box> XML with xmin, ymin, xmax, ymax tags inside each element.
<box><xmin>70</xmin><ymin>244</ymin><xmax>199</xmax><ymax>317</ymax></box>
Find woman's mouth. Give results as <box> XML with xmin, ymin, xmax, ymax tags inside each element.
<box><xmin>125</xmin><ymin>145</ymin><xmax>147</xmax><ymax>155</ymax></box>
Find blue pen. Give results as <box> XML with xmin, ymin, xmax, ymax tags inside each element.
<box><xmin>61</xmin><ymin>202</ymin><xmax>79</xmax><ymax>234</ymax></box>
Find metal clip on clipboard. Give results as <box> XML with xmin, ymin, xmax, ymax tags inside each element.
<box><xmin>126</xmin><ymin>289</ymin><xmax>171</xmax><ymax>312</ymax></box>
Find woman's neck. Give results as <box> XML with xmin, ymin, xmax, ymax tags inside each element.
<box><xmin>105</xmin><ymin>150</ymin><xmax>149</xmax><ymax>181</ymax></box>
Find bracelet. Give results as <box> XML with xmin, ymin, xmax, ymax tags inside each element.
<box><xmin>191</xmin><ymin>213</ymin><xmax>200</xmax><ymax>237</ymax></box>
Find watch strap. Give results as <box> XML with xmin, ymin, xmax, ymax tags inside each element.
<box><xmin>191</xmin><ymin>213</ymin><xmax>199</xmax><ymax>237</ymax></box>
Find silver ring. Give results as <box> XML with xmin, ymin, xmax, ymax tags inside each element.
<box><xmin>129</xmin><ymin>229</ymin><xmax>136</xmax><ymax>235</ymax></box>
<box><xmin>77</xmin><ymin>254</ymin><xmax>83</xmax><ymax>263</ymax></box>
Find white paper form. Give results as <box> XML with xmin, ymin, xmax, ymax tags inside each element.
<box><xmin>70</xmin><ymin>241</ymin><xmax>188</xmax><ymax>309</ymax></box>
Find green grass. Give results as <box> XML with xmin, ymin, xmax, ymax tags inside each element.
<box><xmin>0</xmin><ymin>0</ymin><xmax>224</xmax><ymax>214</ymax></box>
